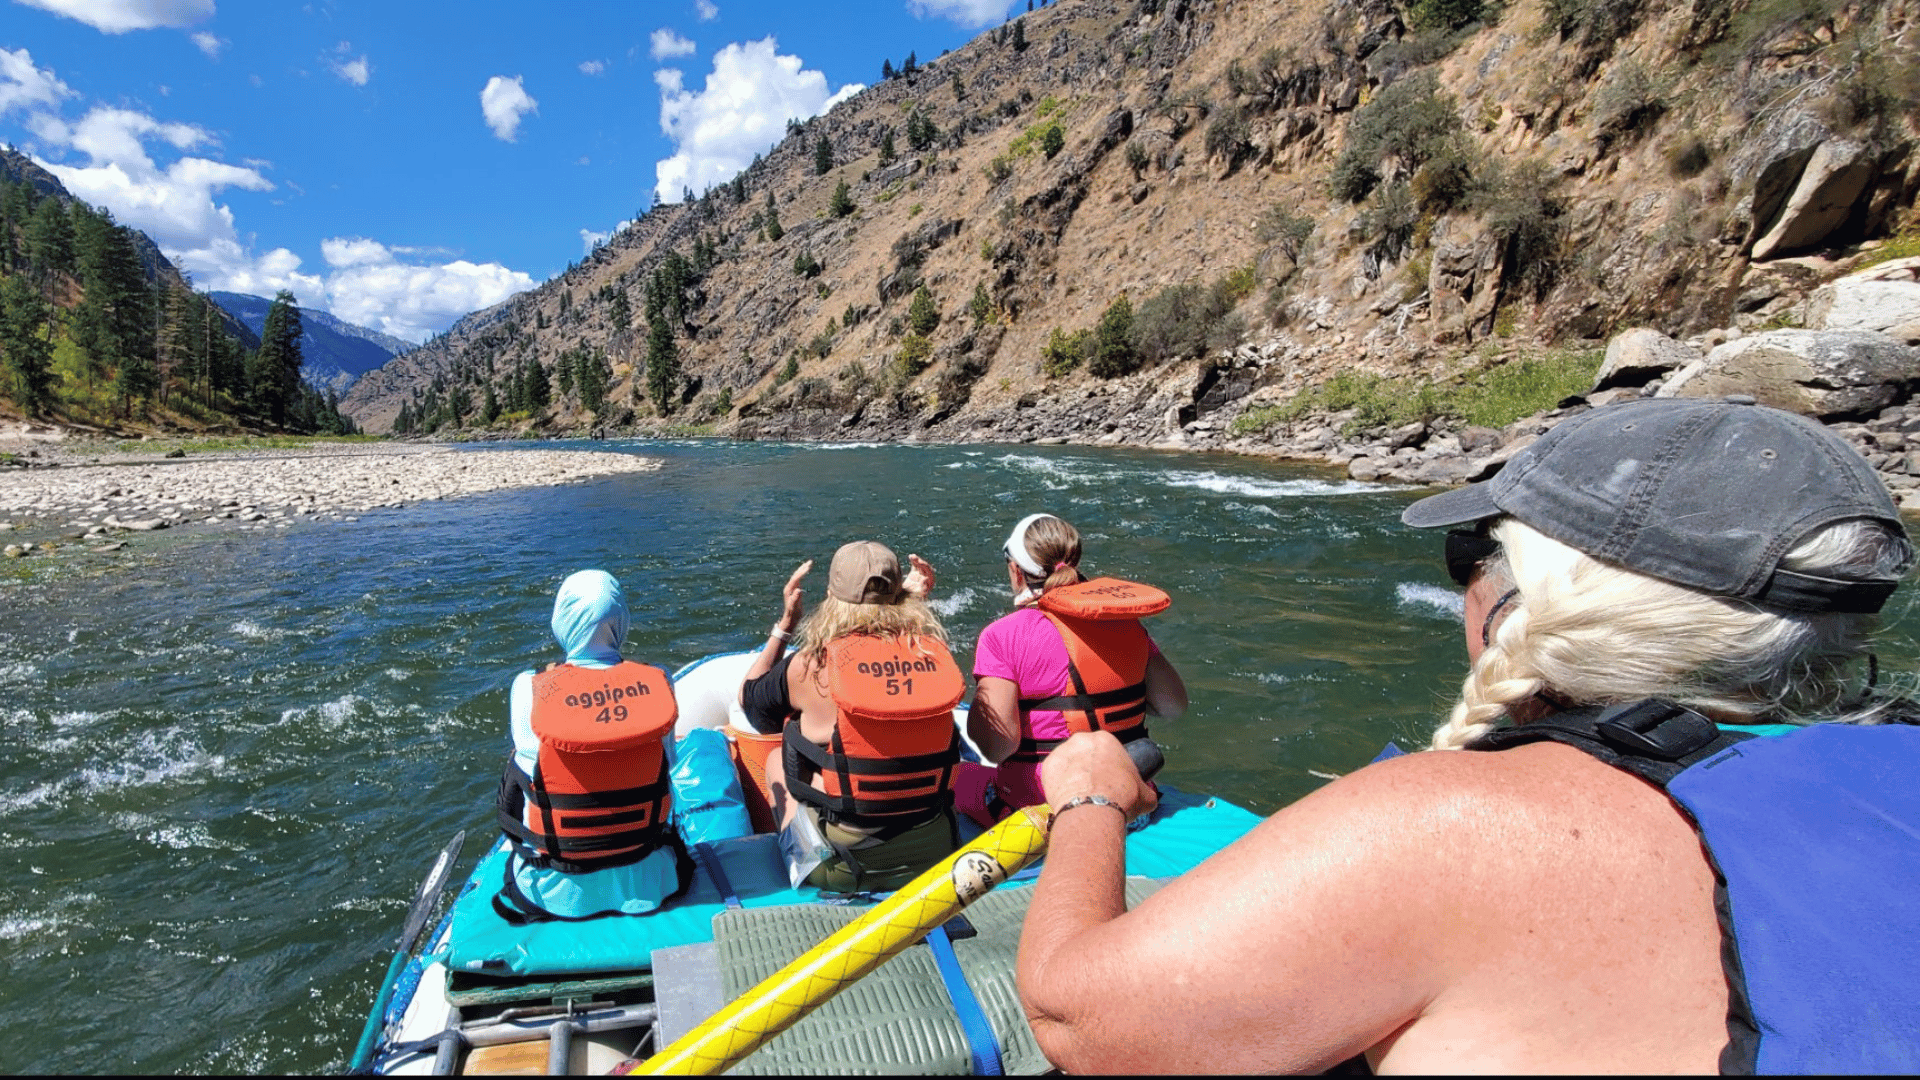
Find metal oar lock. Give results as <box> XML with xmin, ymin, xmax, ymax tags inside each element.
<box><xmin>633</xmin><ymin>740</ymin><xmax>1164</xmax><ymax>1076</ymax></box>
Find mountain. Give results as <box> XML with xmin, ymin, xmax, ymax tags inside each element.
<box><xmin>341</xmin><ymin>0</ymin><xmax>1920</xmax><ymax>442</ymax></box>
<box><xmin>209</xmin><ymin>292</ymin><xmax>411</xmax><ymax>396</ymax></box>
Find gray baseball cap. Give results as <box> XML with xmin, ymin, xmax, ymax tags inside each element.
<box><xmin>1402</xmin><ymin>397</ymin><xmax>1913</xmax><ymax>613</ymax></box>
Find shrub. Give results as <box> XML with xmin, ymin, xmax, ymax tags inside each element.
<box><xmin>1328</xmin><ymin>71</ymin><xmax>1460</xmax><ymax>203</ymax></box>
<box><xmin>829</xmin><ymin>179</ymin><xmax>855</xmax><ymax>218</ymax></box>
<box><xmin>907</xmin><ymin>285</ymin><xmax>940</xmax><ymax>336</ymax></box>
<box><xmin>1216</xmin><ymin>264</ymin><xmax>1258</xmax><ymax>303</ymax></box>
<box><xmin>1124</xmin><ymin>140</ymin><xmax>1150</xmax><ymax>175</ymax></box>
<box><xmin>1358</xmin><ymin>181</ymin><xmax>1420</xmax><ymax>265</ymax></box>
<box><xmin>969</xmin><ymin>282</ymin><xmax>993</xmax><ymax>327</ymax></box>
<box><xmin>1204</xmin><ymin>105</ymin><xmax>1253</xmax><ymax>166</ymax></box>
<box><xmin>895</xmin><ymin>333</ymin><xmax>934</xmax><ymax>378</ymax></box>
<box><xmin>1591</xmin><ymin>60</ymin><xmax>1667</xmax><ymax>143</ymax></box>
<box><xmin>1411</xmin><ymin>139</ymin><xmax>1474</xmax><ymax>213</ymax></box>
<box><xmin>1665</xmin><ymin>134</ymin><xmax>1712</xmax><ymax>179</ymax></box>
<box><xmin>1040</xmin><ymin>122</ymin><xmax>1066</xmax><ymax>159</ymax></box>
<box><xmin>1255</xmin><ymin>205</ymin><xmax>1315</xmax><ymax>263</ymax></box>
<box><xmin>1821</xmin><ymin>37</ymin><xmax>1920</xmax><ymax>130</ymax></box>
<box><xmin>793</xmin><ymin>250</ymin><xmax>823</xmax><ymax>278</ymax></box>
<box><xmin>1471</xmin><ymin>158</ymin><xmax>1566</xmax><ymax>299</ymax></box>
<box><xmin>1132</xmin><ymin>281</ymin><xmax>1235</xmax><ymax>364</ymax></box>
<box><xmin>984</xmin><ymin>155</ymin><xmax>1014</xmax><ymax>183</ymax></box>
<box><xmin>774</xmin><ymin>354</ymin><xmax>799</xmax><ymax>386</ymax></box>
<box><xmin>1041</xmin><ymin>326</ymin><xmax>1087</xmax><ymax>377</ymax></box>
<box><xmin>1089</xmin><ymin>295</ymin><xmax>1138</xmax><ymax>377</ymax></box>
<box><xmin>1407</xmin><ymin>0</ymin><xmax>1484</xmax><ymax>31</ymax></box>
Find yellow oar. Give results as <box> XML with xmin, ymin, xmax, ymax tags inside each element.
<box><xmin>632</xmin><ymin>804</ymin><xmax>1053</xmax><ymax>1075</ymax></box>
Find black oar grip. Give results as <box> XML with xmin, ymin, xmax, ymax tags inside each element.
<box><xmin>1126</xmin><ymin>738</ymin><xmax>1165</xmax><ymax>782</ymax></box>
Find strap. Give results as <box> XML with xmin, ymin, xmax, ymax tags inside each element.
<box><xmin>784</xmin><ymin>719</ymin><xmax>958</xmax><ymax>825</ymax></box>
<box><xmin>925</xmin><ymin>923</ymin><xmax>1004</xmax><ymax>1075</ymax></box>
<box><xmin>1018</xmin><ymin>681</ymin><xmax>1149</xmax><ymax>713</ymax></box>
<box><xmin>691</xmin><ymin>841</ymin><xmax>742</xmax><ymax>910</ymax></box>
<box><xmin>1465</xmin><ymin>699</ymin><xmax>1753</xmax><ymax>788</ymax></box>
<box><xmin>1007</xmin><ymin>721</ymin><xmax>1147</xmax><ymax>764</ymax></box>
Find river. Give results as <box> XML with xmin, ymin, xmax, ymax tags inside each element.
<box><xmin>2</xmin><ymin>439</ymin><xmax>1914</xmax><ymax>1073</ymax></box>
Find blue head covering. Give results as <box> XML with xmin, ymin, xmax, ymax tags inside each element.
<box><xmin>551</xmin><ymin>570</ymin><xmax>629</xmax><ymax>666</ymax></box>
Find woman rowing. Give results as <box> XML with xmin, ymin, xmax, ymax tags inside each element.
<box><xmin>960</xmin><ymin>513</ymin><xmax>1187</xmax><ymax>825</ymax></box>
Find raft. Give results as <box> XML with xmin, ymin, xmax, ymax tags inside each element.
<box><xmin>357</xmin><ymin>650</ymin><xmax>1263</xmax><ymax>1076</ymax></box>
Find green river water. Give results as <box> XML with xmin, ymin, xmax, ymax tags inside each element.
<box><xmin>2</xmin><ymin>439</ymin><xmax>1915</xmax><ymax>1073</ymax></box>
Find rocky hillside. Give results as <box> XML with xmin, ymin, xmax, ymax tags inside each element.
<box><xmin>342</xmin><ymin>0</ymin><xmax>1920</xmax><ymax>448</ymax></box>
<box><xmin>209</xmin><ymin>291</ymin><xmax>410</xmax><ymax>395</ymax></box>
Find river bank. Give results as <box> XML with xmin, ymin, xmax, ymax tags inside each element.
<box><xmin>0</xmin><ymin>438</ymin><xmax>661</xmax><ymax>557</ymax></box>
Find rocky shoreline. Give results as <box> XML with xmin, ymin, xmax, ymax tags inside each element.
<box><xmin>0</xmin><ymin>441</ymin><xmax>661</xmax><ymax>559</ymax></box>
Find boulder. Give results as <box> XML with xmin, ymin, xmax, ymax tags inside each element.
<box><xmin>1732</xmin><ymin>110</ymin><xmax>1830</xmax><ymax>247</ymax></box>
<box><xmin>1664</xmin><ymin>329</ymin><xmax>1920</xmax><ymax>419</ymax></box>
<box><xmin>1806</xmin><ymin>258</ymin><xmax>1920</xmax><ymax>335</ymax></box>
<box><xmin>1750</xmin><ymin>139</ymin><xmax>1877</xmax><ymax>260</ymax></box>
<box><xmin>1428</xmin><ymin>219</ymin><xmax>1504</xmax><ymax>342</ymax></box>
<box><xmin>1593</xmin><ymin>328</ymin><xmax>1703</xmax><ymax>392</ymax></box>
<box><xmin>1348</xmin><ymin>456</ymin><xmax>1385</xmax><ymax>482</ymax></box>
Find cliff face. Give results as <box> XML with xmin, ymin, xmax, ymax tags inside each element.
<box><xmin>342</xmin><ymin>0</ymin><xmax>1920</xmax><ymax>443</ymax></box>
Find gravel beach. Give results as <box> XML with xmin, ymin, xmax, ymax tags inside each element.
<box><xmin>0</xmin><ymin>439</ymin><xmax>661</xmax><ymax>555</ymax></box>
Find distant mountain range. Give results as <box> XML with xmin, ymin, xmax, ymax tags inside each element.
<box><xmin>209</xmin><ymin>292</ymin><xmax>412</xmax><ymax>396</ymax></box>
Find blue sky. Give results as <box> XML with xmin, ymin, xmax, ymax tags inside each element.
<box><xmin>0</xmin><ymin>0</ymin><xmax>1026</xmax><ymax>341</ymax></box>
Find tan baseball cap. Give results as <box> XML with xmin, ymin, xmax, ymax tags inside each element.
<box><xmin>828</xmin><ymin>540</ymin><xmax>905</xmax><ymax>605</ymax></box>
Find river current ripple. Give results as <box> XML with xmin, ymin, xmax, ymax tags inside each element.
<box><xmin>2</xmin><ymin>439</ymin><xmax>1915</xmax><ymax>1073</ymax></box>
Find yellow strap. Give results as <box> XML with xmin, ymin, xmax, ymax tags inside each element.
<box><xmin>632</xmin><ymin>805</ymin><xmax>1054</xmax><ymax>1075</ymax></box>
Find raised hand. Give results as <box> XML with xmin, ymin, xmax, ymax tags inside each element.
<box><xmin>780</xmin><ymin>559</ymin><xmax>813</xmax><ymax>633</ymax></box>
<box><xmin>903</xmin><ymin>552</ymin><xmax>935</xmax><ymax>600</ymax></box>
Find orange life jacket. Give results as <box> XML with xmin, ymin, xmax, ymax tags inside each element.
<box><xmin>496</xmin><ymin>660</ymin><xmax>679</xmax><ymax>873</ymax></box>
<box><xmin>784</xmin><ymin>634</ymin><xmax>965</xmax><ymax>828</ymax></box>
<box><xmin>1010</xmin><ymin>577</ymin><xmax>1171</xmax><ymax>764</ymax></box>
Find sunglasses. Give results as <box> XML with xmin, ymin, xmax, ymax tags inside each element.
<box><xmin>1444</xmin><ymin>527</ymin><xmax>1501</xmax><ymax>587</ymax></box>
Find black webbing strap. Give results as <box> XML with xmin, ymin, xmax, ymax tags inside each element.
<box><xmin>1006</xmin><ymin>720</ymin><xmax>1148</xmax><ymax>764</ymax></box>
<box><xmin>1465</xmin><ymin>698</ymin><xmax>1752</xmax><ymax>788</ymax></box>
<box><xmin>495</xmin><ymin>759</ymin><xmax>671</xmax><ymax>873</ymax></box>
<box><xmin>1017</xmin><ymin>681</ymin><xmax>1149</xmax><ymax>714</ymax></box>
<box><xmin>784</xmin><ymin>721</ymin><xmax>959</xmax><ymax>828</ymax></box>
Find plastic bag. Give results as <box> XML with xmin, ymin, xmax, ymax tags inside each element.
<box><xmin>670</xmin><ymin>728</ymin><xmax>754</xmax><ymax>845</ymax></box>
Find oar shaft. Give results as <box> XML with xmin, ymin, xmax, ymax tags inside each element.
<box><xmin>637</xmin><ymin>805</ymin><xmax>1053</xmax><ymax>1076</ymax></box>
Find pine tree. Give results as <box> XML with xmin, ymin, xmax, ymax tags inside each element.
<box><xmin>250</xmin><ymin>290</ymin><xmax>304</xmax><ymax>426</ymax></box>
<box><xmin>646</xmin><ymin>315</ymin><xmax>679</xmax><ymax>414</ymax></box>
<box><xmin>903</xmin><ymin>52</ymin><xmax>918</xmax><ymax>76</ymax></box>
<box><xmin>813</xmin><ymin>132</ymin><xmax>834</xmax><ymax>176</ymax></box>
<box><xmin>907</xmin><ymin>284</ymin><xmax>940</xmax><ymax>336</ymax></box>
<box><xmin>881</xmin><ymin>58</ymin><xmax>895</xmax><ymax>80</ymax></box>
<box><xmin>879</xmin><ymin>129</ymin><xmax>896</xmax><ymax>166</ymax></box>
<box><xmin>608</xmin><ymin>290</ymin><xmax>631</xmax><ymax>331</ymax></box>
<box><xmin>907</xmin><ymin>108</ymin><xmax>938</xmax><ymax>151</ymax></box>
<box><xmin>25</xmin><ymin>200</ymin><xmax>74</xmax><ymax>297</ymax></box>
<box><xmin>952</xmin><ymin>72</ymin><xmax>966</xmax><ymax>100</ymax></box>
<box><xmin>482</xmin><ymin>382</ymin><xmax>500</xmax><ymax>423</ymax></box>
<box><xmin>732</xmin><ymin>174</ymin><xmax>747</xmax><ymax>203</ymax></box>
<box><xmin>0</xmin><ymin>274</ymin><xmax>54</xmax><ymax>414</ymax></box>
<box><xmin>970</xmin><ymin>281</ymin><xmax>993</xmax><ymax>327</ymax></box>
<box><xmin>765</xmin><ymin>202</ymin><xmax>784</xmax><ymax>242</ymax></box>
<box><xmin>526</xmin><ymin>357</ymin><xmax>551</xmax><ymax>409</ymax></box>
<box><xmin>1012</xmin><ymin>18</ymin><xmax>1028</xmax><ymax>51</ymax></box>
<box><xmin>71</xmin><ymin>209</ymin><xmax>152</xmax><ymax>396</ymax></box>
<box><xmin>829</xmin><ymin>179</ymin><xmax>855</xmax><ymax>219</ymax></box>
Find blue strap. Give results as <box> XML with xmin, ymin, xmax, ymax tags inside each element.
<box><xmin>925</xmin><ymin>924</ymin><xmax>1003</xmax><ymax>1075</ymax></box>
<box><xmin>692</xmin><ymin>842</ymin><xmax>742</xmax><ymax>910</ymax></box>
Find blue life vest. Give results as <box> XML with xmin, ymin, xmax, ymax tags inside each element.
<box><xmin>1468</xmin><ymin>700</ymin><xmax>1920</xmax><ymax>1074</ymax></box>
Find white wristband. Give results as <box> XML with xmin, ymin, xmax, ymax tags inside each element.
<box><xmin>769</xmin><ymin>624</ymin><xmax>792</xmax><ymax>642</ymax></box>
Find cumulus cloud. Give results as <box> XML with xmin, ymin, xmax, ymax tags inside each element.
<box><xmin>579</xmin><ymin>218</ymin><xmax>634</xmax><ymax>255</ymax></box>
<box><xmin>578</xmin><ymin>59</ymin><xmax>606</xmax><ymax>76</ymax></box>
<box><xmin>12</xmin><ymin>0</ymin><xmax>214</xmax><ymax>33</ymax></box>
<box><xmin>0</xmin><ymin>47</ymin><xmax>76</xmax><ymax>118</ymax></box>
<box><xmin>653</xmin><ymin>37</ymin><xmax>861</xmax><ymax>203</ymax></box>
<box><xmin>318</xmin><ymin>237</ymin><xmax>536</xmax><ymax>342</ymax></box>
<box><xmin>695</xmin><ymin>0</ymin><xmax>719</xmax><ymax>19</ymax></box>
<box><xmin>906</xmin><ymin>0</ymin><xmax>1013</xmax><ymax>26</ymax></box>
<box><xmin>479</xmin><ymin>75</ymin><xmax>537</xmax><ymax>142</ymax></box>
<box><xmin>190</xmin><ymin>31</ymin><xmax>224</xmax><ymax>59</ymax></box>
<box><xmin>650</xmin><ymin>29</ymin><xmax>696</xmax><ymax>61</ymax></box>
<box><xmin>328</xmin><ymin>42</ymin><xmax>370</xmax><ymax>86</ymax></box>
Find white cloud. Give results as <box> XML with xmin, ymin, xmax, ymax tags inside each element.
<box><xmin>907</xmin><ymin>0</ymin><xmax>1012</xmax><ymax>27</ymax></box>
<box><xmin>653</xmin><ymin>37</ymin><xmax>861</xmax><ymax>203</ymax></box>
<box><xmin>12</xmin><ymin>0</ymin><xmax>214</xmax><ymax>33</ymax></box>
<box><xmin>578</xmin><ymin>59</ymin><xmax>606</xmax><ymax>76</ymax></box>
<box><xmin>579</xmin><ymin>218</ymin><xmax>633</xmax><ymax>255</ymax></box>
<box><xmin>0</xmin><ymin>47</ymin><xmax>76</xmax><ymax>117</ymax></box>
<box><xmin>650</xmin><ymin>28</ymin><xmax>696</xmax><ymax>61</ymax></box>
<box><xmin>328</xmin><ymin>42</ymin><xmax>370</xmax><ymax>86</ymax></box>
<box><xmin>479</xmin><ymin>75</ymin><xmax>537</xmax><ymax>142</ymax></box>
<box><xmin>317</xmin><ymin>237</ymin><xmax>536</xmax><ymax>343</ymax></box>
<box><xmin>695</xmin><ymin>0</ymin><xmax>719</xmax><ymax>20</ymax></box>
<box><xmin>190</xmin><ymin>31</ymin><xmax>224</xmax><ymax>59</ymax></box>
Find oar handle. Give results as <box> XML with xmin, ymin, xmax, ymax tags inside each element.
<box><xmin>634</xmin><ymin>805</ymin><xmax>1054</xmax><ymax>1076</ymax></box>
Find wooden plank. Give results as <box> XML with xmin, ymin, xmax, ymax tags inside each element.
<box><xmin>461</xmin><ymin>1038</ymin><xmax>550</xmax><ymax>1076</ymax></box>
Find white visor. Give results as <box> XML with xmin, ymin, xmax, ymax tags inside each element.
<box><xmin>1002</xmin><ymin>513</ymin><xmax>1053</xmax><ymax>578</ymax></box>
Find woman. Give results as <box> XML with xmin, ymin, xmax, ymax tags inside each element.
<box><xmin>963</xmin><ymin>513</ymin><xmax>1186</xmax><ymax>824</ymax></box>
<box><xmin>737</xmin><ymin>540</ymin><xmax>964</xmax><ymax>892</ymax></box>
<box><xmin>1016</xmin><ymin>399</ymin><xmax>1920</xmax><ymax>1073</ymax></box>
<box><xmin>492</xmin><ymin>569</ymin><xmax>690</xmax><ymax>924</ymax></box>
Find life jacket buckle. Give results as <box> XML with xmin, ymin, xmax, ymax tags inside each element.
<box><xmin>1593</xmin><ymin>699</ymin><xmax>1719</xmax><ymax>761</ymax></box>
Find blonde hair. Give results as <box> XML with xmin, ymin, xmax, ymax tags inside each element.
<box><xmin>1430</xmin><ymin>517</ymin><xmax>1907</xmax><ymax>751</ymax></box>
<box><xmin>795</xmin><ymin>592</ymin><xmax>948</xmax><ymax>674</ymax></box>
<box><xmin>1015</xmin><ymin>514</ymin><xmax>1086</xmax><ymax>595</ymax></box>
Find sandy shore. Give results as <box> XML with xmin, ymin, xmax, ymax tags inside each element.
<box><xmin>0</xmin><ymin>441</ymin><xmax>661</xmax><ymax>555</ymax></box>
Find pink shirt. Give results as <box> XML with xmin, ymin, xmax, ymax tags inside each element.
<box><xmin>973</xmin><ymin>607</ymin><xmax>1158</xmax><ymax>807</ymax></box>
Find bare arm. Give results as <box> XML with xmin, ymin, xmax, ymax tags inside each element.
<box><xmin>1143</xmin><ymin>649</ymin><xmax>1187</xmax><ymax>719</ymax></box>
<box><xmin>1017</xmin><ymin>733</ymin><xmax>1453</xmax><ymax>1074</ymax></box>
<box><xmin>741</xmin><ymin>559</ymin><xmax>811</xmax><ymax>704</ymax></box>
<box><xmin>967</xmin><ymin>676</ymin><xmax>1023</xmax><ymax>764</ymax></box>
